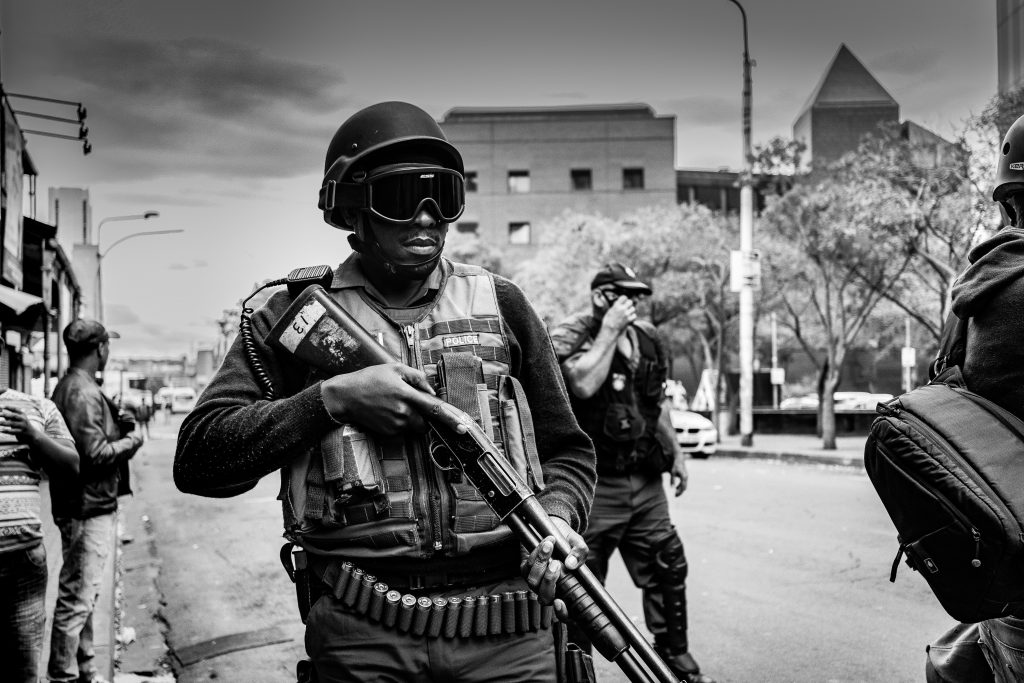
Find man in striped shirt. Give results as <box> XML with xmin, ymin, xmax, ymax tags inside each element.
<box><xmin>0</xmin><ymin>388</ymin><xmax>79</xmax><ymax>682</ymax></box>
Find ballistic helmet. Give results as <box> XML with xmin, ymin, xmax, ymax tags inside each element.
<box><xmin>993</xmin><ymin>114</ymin><xmax>1024</xmax><ymax>223</ymax></box>
<box><xmin>318</xmin><ymin>101</ymin><xmax>464</xmax><ymax>231</ymax></box>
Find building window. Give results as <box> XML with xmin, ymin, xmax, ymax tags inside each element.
<box><xmin>571</xmin><ymin>169</ymin><xmax>592</xmax><ymax>191</ymax></box>
<box><xmin>456</xmin><ymin>222</ymin><xmax>479</xmax><ymax>235</ymax></box>
<box><xmin>508</xmin><ymin>222</ymin><xmax>531</xmax><ymax>245</ymax></box>
<box><xmin>623</xmin><ymin>167</ymin><xmax>645</xmax><ymax>190</ymax></box>
<box><xmin>465</xmin><ymin>171</ymin><xmax>478</xmax><ymax>193</ymax></box>
<box><xmin>507</xmin><ymin>170</ymin><xmax>530</xmax><ymax>193</ymax></box>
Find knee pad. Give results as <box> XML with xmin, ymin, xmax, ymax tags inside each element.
<box><xmin>653</xmin><ymin>531</ymin><xmax>687</xmax><ymax>585</ymax></box>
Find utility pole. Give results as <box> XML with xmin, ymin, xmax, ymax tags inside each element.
<box><xmin>726</xmin><ymin>0</ymin><xmax>756</xmax><ymax>446</ymax></box>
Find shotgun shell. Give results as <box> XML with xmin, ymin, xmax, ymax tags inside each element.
<box><xmin>426</xmin><ymin>597</ymin><xmax>447</xmax><ymax>637</ymax></box>
<box><xmin>528</xmin><ymin>591</ymin><xmax>541</xmax><ymax>631</ymax></box>
<box><xmin>332</xmin><ymin>561</ymin><xmax>354</xmax><ymax>600</ymax></box>
<box><xmin>411</xmin><ymin>596</ymin><xmax>433</xmax><ymax>636</ymax></box>
<box><xmin>396</xmin><ymin>594</ymin><xmax>417</xmax><ymax>633</ymax></box>
<box><xmin>502</xmin><ymin>592</ymin><xmax>516</xmax><ymax>634</ymax></box>
<box><xmin>515</xmin><ymin>590</ymin><xmax>529</xmax><ymax>633</ymax></box>
<box><xmin>342</xmin><ymin>568</ymin><xmax>364</xmax><ymax>607</ymax></box>
<box><xmin>355</xmin><ymin>573</ymin><xmax>376</xmax><ymax>614</ymax></box>
<box><xmin>443</xmin><ymin>596</ymin><xmax>461</xmax><ymax>638</ymax></box>
<box><xmin>488</xmin><ymin>595</ymin><xmax>502</xmax><ymax>636</ymax></box>
<box><xmin>473</xmin><ymin>595</ymin><xmax>489</xmax><ymax>636</ymax></box>
<box><xmin>459</xmin><ymin>595</ymin><xmax>477</xmax><ymax>637</ymax></box>
<box><xmin>382</xmin><ymin>590</ymin><xmax>401</xmax><ymax>628</ymax></box>
<box><xmin>541</xmin><ymin>603</ymin><xmax>554</xmax><ymax>629</ymax></box>
<box><xmin>367</xmin><ymin>582</ymin><xmax>389</xmax><ymax>622</ymax></box>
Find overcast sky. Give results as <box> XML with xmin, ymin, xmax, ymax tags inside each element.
<box><xmin>0</xmin><ymin>0</ymin><xmax>998</xmax><ymax>357</ymax></box>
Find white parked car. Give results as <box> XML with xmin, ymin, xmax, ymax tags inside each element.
<box><xmin>779</xmin><ymin>391</ymin><xmax>893</xmax><ymax>410</ymax></box>
<box><xmin>670</xmin><ymin>409</ymin><xmax>718</xmax><ymax>459</ymax></box>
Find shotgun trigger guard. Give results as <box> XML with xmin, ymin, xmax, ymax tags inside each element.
<box><xmin>427</xmin><ymin>427</ymin><xmax>459</xmax><ymax>471</ymax></box>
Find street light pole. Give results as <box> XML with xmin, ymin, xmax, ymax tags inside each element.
<box><xmin>95</xmin><ymin>211</ymin><xmax>158</xmax><ymax>246</ymax></box>
<box><xmin>726</xmin><ymin>0</ymin><xmax>756</xmax><ymax>446</ymax></box>
<box><xmin>94</xmin><ymin>211</ymin><xmax>160</xmax><ymax>323</ymax></box>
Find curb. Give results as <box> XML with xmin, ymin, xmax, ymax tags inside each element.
<box><xmin>714</xmin><ymin>447</ymin><xmax>865</xmax><ymax>469</ymax></box>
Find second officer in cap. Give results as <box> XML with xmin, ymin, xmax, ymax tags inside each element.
<box><xmin>550</xmin><ymin>263</ymin><xmax>716</xmax><ymax>683</ymax></box>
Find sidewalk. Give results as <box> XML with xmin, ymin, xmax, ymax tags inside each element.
<box><xmin>715</xmin><ymin>431</ymin><xmax>867</xmax><ymax>467</ymax></box>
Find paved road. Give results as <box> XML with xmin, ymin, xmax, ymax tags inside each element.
<box><xmin>120</xmin><ymin>416</ymin><xmax>953</xmax><ymax>683</ymax></box>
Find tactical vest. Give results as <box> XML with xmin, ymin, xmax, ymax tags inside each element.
<box><xmin>279</xmin><ymin>261</ymin><xmax>544</xmax><ymax>560</ymax></box>
<box><xmin>569</xmin><ymin>318</ymin><xmax>668</xmax><ymax>474</ymax></box>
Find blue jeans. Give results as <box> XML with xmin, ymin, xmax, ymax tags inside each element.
<box><xmin>980</xmin><ymin>617</ymin><xmax>1024</xmax><ymax>683</ymax></box>
<box><xmin>47</xmin><ymin>513</ymin><xmax>115</xmax><ymax>683</ymax></box>
<box><xmin>0</xmin><ymin>543</ymin><xmax>48</xmax><ymax>683</ymax></box>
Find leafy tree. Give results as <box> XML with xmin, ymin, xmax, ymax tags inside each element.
<box><xmin>445</xmin><ymin>231</ymin><xmax>505</xmax><ymax>275</ymax></box>
<box><xmin>760</xmin><ymin>176</ymin><xmax>916</xmax><ymax>448</ymax></box>
<box><xmin>513</xmin><ymin>205</ymin><xmax>738</xmax><ymax>424</ymax></box>
<box><xmin>828</xmin><ymin>123</ymin><xmax>991</xmax><ymax>347</ymax></box>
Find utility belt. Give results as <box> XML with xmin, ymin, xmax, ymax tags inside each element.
<box><xmin>284</xmin><ymin>545</ymin><xmax>553</xmax><ymax>638</ymax></box>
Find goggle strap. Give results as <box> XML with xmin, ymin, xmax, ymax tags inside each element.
<box><xmin>319</xmin><ymin>180</ymin><xmax>369</xmax><ymax>212</ymax></box>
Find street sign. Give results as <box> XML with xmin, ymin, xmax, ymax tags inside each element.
<box><xmin>729</xmin><ymin>249</ymin><xmax>763</xmax><ymax>292</ymax></box>
<box><xmin>770</xmin><ymin>367</ymin><xmax>786</xmax><ymax>385</ymax></box>
<box><xmin>901</xmin><ymin>347</ymin><xmax>916</xmax><ymax>369</ymax></box>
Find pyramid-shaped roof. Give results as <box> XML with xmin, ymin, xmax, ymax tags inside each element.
<box><xmin>797</xmin><ymin>44</ymin><xmax>898</xmax><ymax>117</ymax></box>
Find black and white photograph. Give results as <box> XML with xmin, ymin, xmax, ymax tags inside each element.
<box><xmin>0</xmin><ymin>1</ymin><xmax>1015</xmax><ymax>682</ymax></box>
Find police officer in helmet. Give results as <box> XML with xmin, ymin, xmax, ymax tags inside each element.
<box><xmin>174</xmin><ymin>101</ymin><xmax>596</xmax><ymax>681</ymax></box>
<box><xmin>551</xmin><ymin>264</ymin><xmax>716</xmax><ymax>683</ymax></box>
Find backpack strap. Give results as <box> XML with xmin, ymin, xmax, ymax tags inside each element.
<box><xmin>929</xmin><ymin>312</ymin><xmax>969</xmax><ymax>381</ymax></box>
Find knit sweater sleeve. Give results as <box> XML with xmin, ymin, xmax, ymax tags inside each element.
<box><xmin>493</xmin><ymin>275</ymin><xmax>597</xmax><ymax>532</ymax></box>
<box><xmin>173</xmin><ymin>289</ymin><xmax>340</xmax><ymax>497</ymax></box>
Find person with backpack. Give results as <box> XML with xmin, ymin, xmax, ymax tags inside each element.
<box><xmin>923</xmin><ymin>113</ymin><xmax>1024</xmax><ymax>682</ymax></box>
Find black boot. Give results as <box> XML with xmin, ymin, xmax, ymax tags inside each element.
<box><xmin>657</xmin><ymin>648</ymin><xmax>717</xmax><ymax>683</ymax></box>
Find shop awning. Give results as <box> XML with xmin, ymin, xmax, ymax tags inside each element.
<box><xmin>0</xmin><ymin>285</ymin><xmax>43</xmax><ymax>315</ymax></box>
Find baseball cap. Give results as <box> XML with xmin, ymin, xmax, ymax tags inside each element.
<box><xmin>63</xmin><ymin>319</ymin><xmax>119</xmax><ymax>349</ymax></box>
<box><xmin>590</xmin><ymin>262</ymin><xmax>653</xmax><ymax>295</ymax></box>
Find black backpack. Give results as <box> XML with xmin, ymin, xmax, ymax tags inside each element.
<box><xmin>863</xmin><ymin>313</ymin><xmax>1024</xmax><ymax>623</ymax></box>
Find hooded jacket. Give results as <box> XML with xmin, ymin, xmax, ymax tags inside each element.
<box><xmin>950</xmin><ymin>227</ymin><xmax>1024</xmax><ymax>418</ymax></box>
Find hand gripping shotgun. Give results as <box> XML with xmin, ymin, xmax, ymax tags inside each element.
<box><xmin>264</xmin><ymin>283</ymin><xmax>679</xmax><ymax>683</ymax></box>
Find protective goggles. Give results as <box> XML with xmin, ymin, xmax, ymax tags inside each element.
<box><xmin>321</xmin><ymin>165</ymin><xmax>466</xmax><ymax>224</ymax></box>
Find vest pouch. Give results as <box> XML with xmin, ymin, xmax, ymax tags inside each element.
<box><xmin>318</xmin><ymin>424</ymin><xmax>389</xmax><ymax>528</ymax></box>
<box><xmin>497</xmin><ymin>374</ymin><xmax>545</xmax><ymax>491</ymax></box>
<box><xmin>636</xmin><ymin>356</ymin><xmax>667</xmax><ymax>402</ymax></box>
<box><xmin>603</xmin><ymin>403</ymin><xmax>646</xmax><ymax>443</ymax></box>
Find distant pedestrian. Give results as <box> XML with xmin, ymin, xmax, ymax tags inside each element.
<box><xmin>0</xmin><ymin>389</ymin><xmax>78</xmax><ymax>683</ymax></box>
<box><xmin>48</xmin><ymin>319</ymin><xmax>144</xmax><ymax>683</ymax></box>
<box><xmin>135</xmin><ymin>398</ymin><xmax>152</xmax><ymax>439</ymax></box>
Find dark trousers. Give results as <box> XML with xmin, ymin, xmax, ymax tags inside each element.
<box><xmin>305</xmin><ymin>577</ymin><xmax>556</xmax><ymax>682</ymax></box>
<box><xmin>0</xmin><ymin>543</ymin><xmax>48</xmax><ymax>683</ymax></box>
<box><xmin>573</xmin><ymin>471</ymin><xmax>686</xmax><ymax>649</ymax></box>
